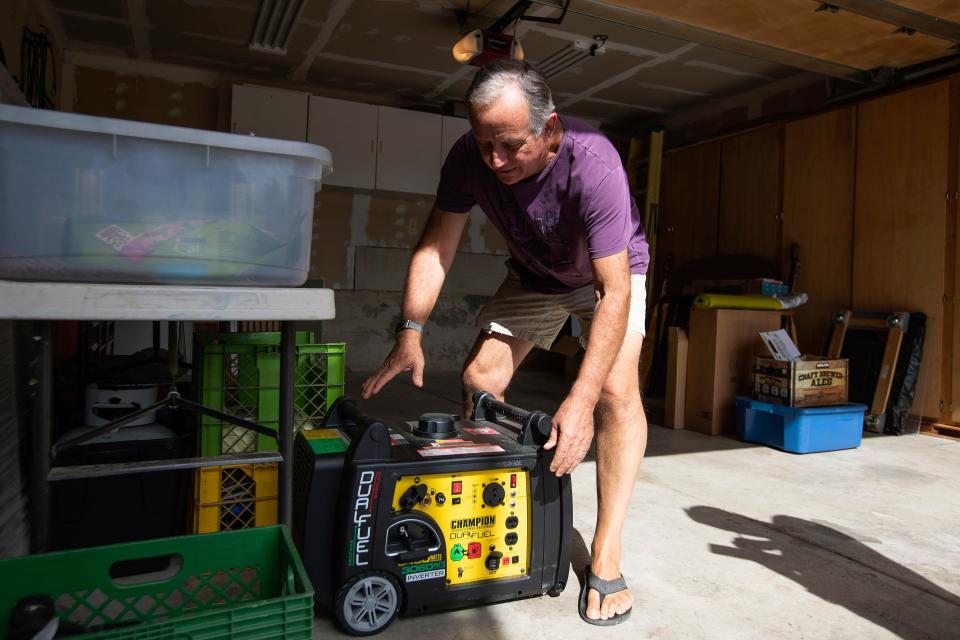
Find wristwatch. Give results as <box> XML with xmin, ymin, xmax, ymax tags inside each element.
<box><xmin>395</xmin><ymin>319</ymin><xmax>424</xmax><ymax>334</ymax></box>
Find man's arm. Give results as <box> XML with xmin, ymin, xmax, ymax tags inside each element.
<box><xmin>544</xmin><ymin>249</ymin><xmax>631</xmax><ymax>475</ymax></box>
<box><xmin>361</xmin><ymin>206</ymin><xmax>468</xmax><ymax>399</ymax></box>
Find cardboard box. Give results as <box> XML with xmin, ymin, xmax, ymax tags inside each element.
<box><xmin>743</xmin><ymin>278</ymin><xmax>790</xmax><ymax>297</ymax></box>
<box><xmin>665</xmin><ymin>327</ymin><xmax>688</xmax><ymax>430</ymax></box>
<box><xmin>684</xmin><ymin>309</ymin><xmax>783</xmax><ymax>436</ymax></box>
<box><xmin>754</xmin><ymin>356</ymin><xmax>849</xmax><ymax>407</ymax></box>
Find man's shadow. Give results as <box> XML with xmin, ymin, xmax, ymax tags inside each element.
<box><xmin>687</xmin><ymin>506</ymin><xmax>960</xmax><ymax>639</ymax></box>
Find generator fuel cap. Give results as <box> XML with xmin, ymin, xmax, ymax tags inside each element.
<box><xmin>414</xmin><ymin>413</ymin><xmax>457</xmax><ymax>439</ymax></box>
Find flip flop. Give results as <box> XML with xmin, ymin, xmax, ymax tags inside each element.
<box><xmin>578</xmin><ymin>564</ymin><xmax>632</xmax><ymax>626</ymax></box>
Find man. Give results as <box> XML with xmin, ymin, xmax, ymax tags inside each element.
<box><xmin>361</xmin><ymin>59</ymin><xmax>648</xmax><ymax>626</ymax></box>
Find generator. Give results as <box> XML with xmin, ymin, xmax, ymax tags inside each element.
<box><xmin>292</xmin><ymin>391</ymin><xmax>572</xmax><ymax>636</ymax></box>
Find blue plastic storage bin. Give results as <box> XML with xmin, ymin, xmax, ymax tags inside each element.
<box><xmin>735</xmin><ymin>396</ymin><xmax>867</xmax><ymax>453</ymax></box>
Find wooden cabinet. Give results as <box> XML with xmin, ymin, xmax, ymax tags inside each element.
<box><xmin>307</xmin><ymin>96</ymin><xmax>378</xmax><ymax>190</ymax></box>
<box><xmin>375</xmin><ymin>106</ymin><xmax>442</xmax><ymax>194</ymax></box>
<box><xmin>655</xmin><ymin>141</ymin><xmax>721</xmax><ymax>297</ymax></box>
<box><xmin>952</xmin><ymin>76</ymin><xmax>960</xmax><ymax>426</ymax></box>
<box><xmin>783</xmin><ymin>107</ymin><xmax>855</xmax><ymax>354</ymax></box>
<box><xmin>854</xmin><ymin>80</ymin><xmax>950</xmax><ymax>420</ymax></box>
<box><xmin>719</xmin><ymin>125</ymin><xmax>782</xmax><ymax>264</ymax></box>
<box><xmin>231</xmin><ymin>85</ymin><xmax>308</xmax><ymax>142</ymax></box>
<box><xmin>654</xmin><ymin>76</ymin><xmax>960</xmax><ymax>428</ymax></box>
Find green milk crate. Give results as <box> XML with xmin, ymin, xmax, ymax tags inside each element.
<box><xmin>0</xmin><ymin>525</ymin><xmax>313</xmax><ymax>639</ymax></box>
<box><xmin>195</xmin><ymin>332</ymin><xmax>345</xmax><ymax>457</ymax></box>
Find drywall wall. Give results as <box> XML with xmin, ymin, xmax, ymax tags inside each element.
<box><xmin>73</xmin><ymin>65</ymin><xmax>219</xmax><ymax>129</ymax></box>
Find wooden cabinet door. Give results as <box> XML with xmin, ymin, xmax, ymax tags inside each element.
<box><xmin>376</xmin><ymin>106</ymin><xmax>442</xmax><ymax>195</ymax></box>
<box><xmin>854</xmin><ymin>80</ymin><xmax>950</xmax><ymax>420</ymax></box>
<box><xmin>307</xmin><ymin>96</ymin><xmax>378</xmax><ymax>190</ymax></box>
<box><xmin>719</xmin><ymin>125</ymin><xmax>782</xmax><ymax>264</ymax></box>
<box><xmin>949</xmin><ymin>76</ymin><xmax>960</xmax><ymax>425</ymax></box>
<box><xmin>783</xmin><ymin>108</ymin><xmax>855</xmax><ymax>354</ymax></box>
<box><xmin>231</xmin><ymin>85</ymin><xmax>308</xmax><ymax>142</ymax></box>
<box><xmin>656</xmin><ymin>141</ymin><xmax>721</xmax><ymax>298</ymax></box>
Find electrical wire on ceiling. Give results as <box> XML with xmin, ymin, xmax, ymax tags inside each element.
<box><xmin>20</xmin><ymin>27</ymin><xmax>56</xmax><ymax>109</ymax></box>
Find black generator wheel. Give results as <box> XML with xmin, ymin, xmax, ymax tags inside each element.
<box><xmin>335</xmin><ymin>571</ymin><xmax>402</xmax><ymax>636</ymax></box>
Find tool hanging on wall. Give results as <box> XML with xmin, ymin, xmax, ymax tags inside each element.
<box><xmin>20</xmin><ymin>27</ymin><xmax>56</xmax><ymax>109</ymax></box>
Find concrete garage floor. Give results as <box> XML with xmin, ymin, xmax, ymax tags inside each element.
<box><xmin>312</xmin><ymin>369</ymin><xmax>960</xmax><ymax>639</ymax></box>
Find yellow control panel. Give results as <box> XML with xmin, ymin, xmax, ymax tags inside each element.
<box><xmin>392</xmin><ymin>468</ymin><xmax>530</xmax><ymax>585</ymax></box>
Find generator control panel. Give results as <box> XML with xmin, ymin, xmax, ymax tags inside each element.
<box><xmin>392</xmin><ymin>468</ymin><xmax>530</xmax><ymax>585</ymax></box>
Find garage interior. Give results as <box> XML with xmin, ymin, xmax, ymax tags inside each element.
<box><xmin>1</xmin><ymin>0</ymin><xmax>960</xmax><ymax>638</ymax></box>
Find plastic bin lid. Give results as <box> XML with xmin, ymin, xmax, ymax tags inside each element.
<box><xmin>736</xmin><ymin>396</ymin><xmax>868</xmax><ymax>415</ymax></box>
<box><xmin>0</xmin><ymin>104</ymin><xmax>332</xmax><ymax>176</ymax></box>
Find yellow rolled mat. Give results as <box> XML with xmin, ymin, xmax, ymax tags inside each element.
<box><xmin>693</xmin><ymin>294</ymin><xmax>783</xmax><ymax>310</ymax></box>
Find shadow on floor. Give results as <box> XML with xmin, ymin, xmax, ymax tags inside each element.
<box><xmin>687</xmin><ymin>506</ymin><xmax>960</xmax><ymax>638</ymax></box>
<box><xmin>570</xmin><ymin>526</ymin><xmax>592</xmax><ymax>577</ymax></box>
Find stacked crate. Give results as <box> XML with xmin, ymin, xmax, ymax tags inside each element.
<box><xmin>192</xmin><ymin>332</ymin><xmax>345</xmax><ymax>533</ymax></box>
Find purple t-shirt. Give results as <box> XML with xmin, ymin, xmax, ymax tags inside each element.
<box><xmin>436</xmin><ymin>115</ymin><xmax>649</xmax><ymax>294</ymax></box>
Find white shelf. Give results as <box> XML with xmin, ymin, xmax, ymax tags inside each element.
<box><xmin>0</xmin><ymin>280</ymin><xmax>335</xmax><ymax>321</ymax></box>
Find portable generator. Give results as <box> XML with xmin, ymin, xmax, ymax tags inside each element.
<box><xmin>292</xmin><ymin>391</ymin><xmax>572</xmax><ymax>636</ymax></box>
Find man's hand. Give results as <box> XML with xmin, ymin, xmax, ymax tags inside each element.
<box><xmin>361</xmin><ymin>332</ymin><xmax>425</xmax><ymax>399</ymax></box>
<box><xmin>543</xmin><ymin>393</ymin><xmax>596</xmax><ymax>476</ymax></box>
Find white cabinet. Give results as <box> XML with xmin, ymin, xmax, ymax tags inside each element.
<box><xmin>441</xmin><ymin>115</ymin><xmax>472</xmax><ymax>166</ymax></box>
<box><xmin>306</xmin><ymin>98</ymin><xmax>444</xmax><ymax>195</ymax></box>
<box><xmin>231</xmin><ymin>85</ymin><xmax>308</xmax><ymax>142</ymax></box>
<box><xmin>375</xmin><ymin>106</ymin><xmax>442</xmax><ymax>194</ymax></box>
<box><xmin>307</xmin><ymin>96</ymin><xmax>378</xmax><ymax>190</ymax></box>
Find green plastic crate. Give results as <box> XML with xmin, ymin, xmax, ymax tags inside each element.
<box><xmin>196</xmin><ymin>333</ymin><xmax>345</xmax><ymax>457</ymax></box>
<box><xmin>0</xmin><ymin>525</ymin><xmax>313</xmax><ymax>639</ymax></box>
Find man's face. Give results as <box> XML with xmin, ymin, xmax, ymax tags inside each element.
<box><xmin>469</xmin><ymin>90</ymin><xmax>556</xmax><ymax>185</ymax></box>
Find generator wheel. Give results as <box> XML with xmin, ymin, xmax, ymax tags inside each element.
<box><xmin>335</xmin><ymin>571</ymin><xmax>401</xmax><ymax>636</ymax></box>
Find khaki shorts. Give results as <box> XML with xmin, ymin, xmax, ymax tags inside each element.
<box><xmin>478</xmin><ymin>270</ymin><xmax>647</xmax><ymax>350</ymax></box>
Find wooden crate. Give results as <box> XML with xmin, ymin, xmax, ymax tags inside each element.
<box><xmin>754</xmin><ymin>356</ymin><xmax>848</xmax><ymax>408</ymax></box>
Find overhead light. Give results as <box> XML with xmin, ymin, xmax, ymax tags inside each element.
<box><xmin>250</xmin><ymin>0</ymin><xmax>306</xmax><ymax>55</ymax></box>
<box><xmin>452</xmin><ymin>29</ymin><xmax>524</xmax><ymax>66</ymax></box>
<box><xmin>537</xmin><ymin>35</ymin><xmax>607</xmax><ymax>78</ymax></box>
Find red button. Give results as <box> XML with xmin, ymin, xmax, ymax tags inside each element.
<box><xmin>452</xmin><ymin>481</ymin><xmax>462</xmax><ymax>495</ymax></box>
<box><xmin>503</xmin><ymin>557</ymin><xmax>511</xmax><ymax>565</ymax></box>
<box><xmin>510</xmin><ymin>474</ymin><xmax>517</xmax><ymax>488</ymax></box>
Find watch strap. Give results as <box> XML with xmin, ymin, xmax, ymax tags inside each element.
<box><xmin>395</xmin><ymin>319</ymin><xmax>423</xmax><ymax>333</ymax></box>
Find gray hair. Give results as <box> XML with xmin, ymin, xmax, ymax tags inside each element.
<box><xmin>466</xmin><ymin>59</ymin><xmax>556</xmax><ymax>137</ymax></box>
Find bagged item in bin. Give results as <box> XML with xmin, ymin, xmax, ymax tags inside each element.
<box><xmin>68</xmin><ymin>218</ymin><xmax>285</xmax><ymax>260</ymax></box>
<box><xmin>63</xmin><ymin>218</ymin><xmax>288</xmax><ymax>279</ymax></box>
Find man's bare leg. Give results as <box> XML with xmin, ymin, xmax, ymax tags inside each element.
<box><xmin>461</xmin><ymin>332</ymin><xmax>536</xmax><ymax>415</ymax></box>
<box><xmin>587</xmin><ymin>330</ymin><xmax>647</xmax><ymax>620</ymax></box>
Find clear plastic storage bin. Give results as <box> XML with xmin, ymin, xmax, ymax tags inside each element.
<box><xmin>0</xmin><ymin>104</ymin><xmax>332</xmax><ymax>285</ymax></box>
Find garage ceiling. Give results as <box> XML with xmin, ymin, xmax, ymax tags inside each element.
<box><xmin>47</xmin><ymin>0</ymin><xmax>960</xmax><ymax>126</ymax></box>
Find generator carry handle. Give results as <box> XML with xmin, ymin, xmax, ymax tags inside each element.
<box><xmin>322</xmin><ymin>396</ymin><xmax>392</xmax><ymax>461</ymax></box>
<box><xmin>471</xmin><ymin>391</ymin><xmax>553</xmax><ymax>446</ymax></box>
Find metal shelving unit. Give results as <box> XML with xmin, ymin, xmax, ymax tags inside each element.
<box><xmin>0</xmin><ymin>279</ymin><xmax>336</xmax><ymax>552</ymax></box>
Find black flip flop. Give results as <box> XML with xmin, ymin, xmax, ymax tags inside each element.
<box><xmin>578</xmin><ymin>564</ymin><xmax>632</xmax><ymax>626</ymax></box>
